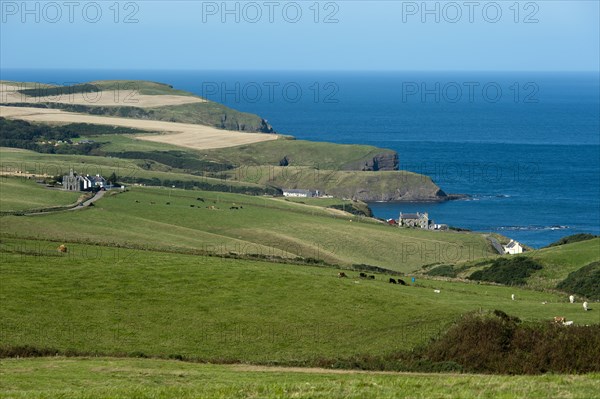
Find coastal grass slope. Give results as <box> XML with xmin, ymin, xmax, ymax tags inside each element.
<box><xmin>0</xmin><ymin>182</ymin><xmax>494</xmax><ymax>271</ymax></box>
<box><xmin>2</xmin><ymin>80</ymin><xmax>272</xmax><ymax>132</ymax></box>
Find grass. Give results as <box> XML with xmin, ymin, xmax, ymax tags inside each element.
<box><xmin>0</xmin><ymin>178</ymin><xmax>81</xmax><ymax>212</ymax></box>
<box><xmin>1</xmin><ymin>358</ymin><xmax>599</xmax><ymax>399</ymax></box>
<box><xmin>1</xmin><ymin>238</ymin><xmax>597</xmax><ymax>364</ymax></box>
<box><xmin>197</xmin><ymin>139</ymin><xmax>397</xmax><ymax>170</ymax></box>
<box><xmin>0</xmin><ymin>185</ymin><xmax>495</xmax><ymax>271</ymax></box>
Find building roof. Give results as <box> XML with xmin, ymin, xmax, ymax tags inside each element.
<box><xmin>400</xmin><ymin>213</ymin><xmax>420</xmax><ymax>219</ymax></box>
<box><xmin>283</xmin><ymin>189</ymin><xmax>313</xmax><ymax>194</ymax></box>
<box><xmin>505</xmin><ymin>240</ymin><xmax>521</xmax><ymax>249</ymax></box>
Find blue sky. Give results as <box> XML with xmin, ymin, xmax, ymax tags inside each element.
<box><xmin>1</xmin><ymin>1</ymin><xmax>598</xmax><ymax>71</ymax></box>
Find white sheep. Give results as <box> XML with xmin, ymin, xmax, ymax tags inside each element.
<box><xmin>583</xmin><ymin>301</ymin><xmax>588</xmax><ymax>311</ymax></box>
<box><xmin>511</xmin><ymin>294</ymin><xmax>515</xmax><ymax>301</ymax></box>
<box><xmin>434</xmin><ymin>289</ymin><xmax>441</xmax><ymax>294</ymax></box>
<box><xmin>569</xmin><ymin>295</ymin><xmax>575</xmax><ymax>304</ymax></box>
<box><xmin>564</xmin><ymin>321</ymin><xmax>574</xmax><ymax>326</ymax></box>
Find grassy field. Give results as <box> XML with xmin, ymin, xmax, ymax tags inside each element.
<box><xmin>524</xmin><ymin>238</ymin><xmax>600</xmax><ymax>287</ymax></box>
<box><xmin>2</xmin><ymin>358</ymin><xmax>599</xmax><ymax>399</ymax></box>
<box><xmin>196</xmin><ymin>139</ymin><xmax>397</xmax><ymax>171</ymax></box>
<box><xmin>0</xmin><ymin>178</ymin><xmax>81</xmax><ymax>212</ymax></box>
<box><xmin>444</xmin><ymin>238</ymin><xmax>600</xmax><ymax>291</ymax></box>
<box><xmin>0</xmin><ymin>184</ymin><xmax>496</xmax><ymax>271</ymax></box>
<box><xmin>1</xmin><ymin>238</ymin><xmax>597</xmax><ymax>364</ymax></box>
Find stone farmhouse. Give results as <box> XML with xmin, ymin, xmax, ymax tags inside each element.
<box><xmin>62</xmin><ymin>169</ymin><xmax>107</xmax><ymax>191</ymax></box>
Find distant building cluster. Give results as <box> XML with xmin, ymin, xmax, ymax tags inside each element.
<box><xmin>62</xmin><ymin>169</ymin><xmax>107</xmax><ymax>191</ymax></box>
<box><xmin>282</xmin><ymin>189</ymin><xmax>320</xmax><ymax>198</ymax></box>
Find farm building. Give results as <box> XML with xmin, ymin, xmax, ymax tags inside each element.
<box><xmin>399</xmin><ymin>212</ymin><xmax>432</xmax><ymax>229</ymax></box>
<box><xmin>282</xmin><ymin>189</ymin><xmax>319</xmax><ymax>198</ymax></box>
<box><xmin>62</xmin><ymin>169</ymin><xmax>107</xmax><ymax>191</ymax></box>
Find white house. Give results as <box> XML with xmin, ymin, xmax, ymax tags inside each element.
<box><xmin>503</xmin><ymin>239</ymin><xmax>524</xmax><ymax>255</ymax></box>
<box><xmin>282</xmin><ymin>189</ymin><xmax>318</xmax><ymax>198</ymax></box>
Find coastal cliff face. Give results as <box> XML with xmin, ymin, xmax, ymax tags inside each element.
<box><xmin>263</xmin><ymin>168</ymin><xmax>451</xmax><ymax>202</ymax></box>
<box><xmin>342</xmin><ymin>150</ymin><xmax>399</xmax><ymax>171</ymax></box>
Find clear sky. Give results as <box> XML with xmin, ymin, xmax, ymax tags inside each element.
<box><xmin>1</xmin><ymin>0</ymin><xmax>599</xmax><ymax>71</ymax></box>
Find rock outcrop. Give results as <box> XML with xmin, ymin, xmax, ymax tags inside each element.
<box><xmin>343</xmin><ymin>151</ymin><xmax>399</xmax><ymax>171</ymax></box>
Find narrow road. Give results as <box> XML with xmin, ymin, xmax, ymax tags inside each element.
<box><xmin>23</xmin><ymin>190</ymin><xmax>106</xmax><ymax>216</ymax></box>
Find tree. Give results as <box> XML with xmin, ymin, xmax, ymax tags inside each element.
<box><xmin>107</xmin><ymin>172</ymin><xmax>118</xmax><ymax>184</ymax></box>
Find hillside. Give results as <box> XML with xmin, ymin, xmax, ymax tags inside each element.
<box><xmin>0</xmin><ymin>176</ymin><xmax>493</xmax><ymax>271</ymax></box>
<box><xmin>424</xmin><ymin>238</ymin><xmax>600</xmax><ymax>297</ymax></box>
<box><xmin>1</xmin><ymin>80</ymin><xmax>274</xmax><ymax>132</ymax></box>
<box><xmin>1</xmin><ymin>237</ymin><xmax>597</xmax><ymax>365</ymax></box>
<box><xmin>0</xmin><ymin>79</ymin><xmax>463</xmax><ymax>202</ymax></box>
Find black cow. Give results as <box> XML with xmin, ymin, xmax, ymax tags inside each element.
<box><xmin>338</xmin><ymin>272</ymin><xmax>348</xmax><ymax>278</ymax></box>
<box><xmin>359</xmin><ymin>272</ymin><xmax>367</xmax><ymax>278</ymax></box>
<box><xmin>368</xmin><ymin>275</ymin><xmax>375</xmax><ymax>280</ymax></box>
<box><xmin>398</xmin><ymin>279</ymin><xmax>407</xmax><ymax>285</ymax></box>
<box><xmin>197</xmin><ymin>197</ymin><xmax>205</xmax><ymax>202</ymax></box>
<box><xmin>389</xmin><ymin>278</ymin><xmax>397</xmax><ymax>284</ymax></box>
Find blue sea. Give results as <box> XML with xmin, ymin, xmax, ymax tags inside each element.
<box><xmin>2</xmin><ymin>69</ymin><xmax>599</xmax><ymax>248</ymax></box>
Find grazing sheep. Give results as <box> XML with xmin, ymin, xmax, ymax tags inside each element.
<box><xmin>564</xmin><ymin>321</ymin><xmax>574</xmax><ymax>326</ymax></box>
<box><xmin>583</xmin><ymin>301</ymin><xmax>589</xmax><ymax>311</ymax></box>
<box><xmin>434</xmin><ymin>289</ymin><xmax>441</xmax><ymax>294</ymax></box>
<box><xmin>511</xmin><ymin>294</ymin><xmax>515</xmax><ymax>301</ymax></box>
<box><xmin>338</xmin><ymin>272</ymin><xmax>347</xmax><ymax>278</ymax></box>
<box><xmin>569</xmin><ymin>295</ymin><xmax>575</xmax><ymax>304</ymax></box>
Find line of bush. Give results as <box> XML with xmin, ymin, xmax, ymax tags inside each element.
<box><xmin>467</xmin><ymin>256</ymin><xmax>543</xmax><ymax>285</ymax></box>
<box><xmin>556</xmin><ymin>261</ymin><xmax>600</xmax><ymax>300</ymax></box>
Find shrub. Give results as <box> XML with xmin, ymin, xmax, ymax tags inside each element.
<box><xmin>424</xmin><ymin>311</ymin><xmax>600</xmax><ymax>374</ymax></box>
<box><xmin>546</xmin><ymin>233</ymin><xmax>598</xmax><ymax>248</ymax></box>
<box><xmin>468</xmin><ymin>256</ymin><xmax>542</xmax><ymax>285</ymax></box>
<box><xmin>556</xmin><ymin>261</ymin><xmax>600</xmax><ymax>300</ymax></box>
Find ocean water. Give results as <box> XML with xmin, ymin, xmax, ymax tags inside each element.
<box><xmin>2</xmin><ymin>69</ymin><xmax>599</xmax><ymax>248</ymax></box>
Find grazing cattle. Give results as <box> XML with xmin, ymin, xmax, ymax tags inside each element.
<box><xmin>338</xmin><ymin>272</ymin><xmax>347</xmax><ymax>278</ymax></box>
<box><xmin>434</xmin><ymin>289</ymin><xmax>441</xmax><ymax>294</ymax></box>
<box><xmin>359</xmin><ymin>272</ymin><xmax>367</xmax><ymax>278</ymax></box>
<box><xmin>554</xmin><ymin>316</ymin><xmax>566</xmax><ymax>324</ymax></box>
<box><xmin>230</xmin><ymin>206</ymin><xmax>239</xmax><ymax>210</ymax></box>
<box><xmin>190</xmin><ymin>204</ymin><xmax>195</xmax><ymax>207</ymax></box>
<box><xmin>389</xmin><ymin>278</ymin><xmax>397</xmax><ymax>284</ymax></box>
<box><xmin>368</xmin><ymin>275</ymin><xmax>375</xmax><ymax>280</ymax></box>
<box><xmin>569</xmin><ymin>295</ymin><xmax>575</xmax><ymax>304</ymax></box>
<box><xmin>57</xmin><ymin>245</ymin><xmax>67</xmax><ymax>253</ymax></box>
<box><xmin>166</xmin><ymin>202</ymin><xmax>170</xmax><ymax>205</ymax></box>
<box><xmin>135</xmin><ymin>200</ymin><xmax>140</xmax><ymax>203</ymax></box>
<box><xmin>197</xmin><ymin>197</ymin><xmax>205</xmax><ymax>202</ymax></box>
<box><xmin>511</xmin><ymin>294</ymin><xmax>515</xmax><ymax>301</ymax></box>
<box><xmin>150</xmin><ymin>201</ymin><xmax>155</xmax><ymax>205</ymax></box>
<box><xmin>583</xmin><ymin>301</ymin><xmax>589</xmax><ymax>311</ymax></box>
<box><xmin>398</xmin><ymin>279</ymin><xmax>406</xmax><ymax>286</ymax></box>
